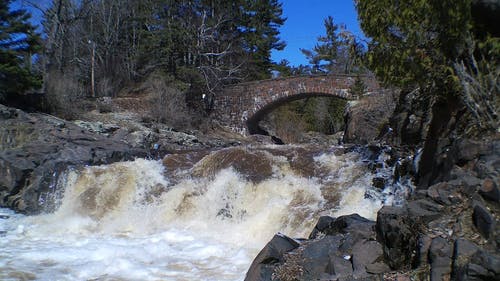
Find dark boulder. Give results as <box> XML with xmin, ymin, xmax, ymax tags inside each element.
<box><xmin>452</xmin><ymin>239</ymin><xmax>500</xmax><ymax>281</ymax></box>
<box><xmin>245</xmin><ymin>234</ymin><xmax>300</xmax><ymax>281</ymax></box>
<box><xmin>247</xmin><ymin>214</ymin><xmax>390</xmax><ymax>281</ymax></box>
<box><xmin>472</xmin><ymin>202</ymin><xmax>496</xmax><ymax>239</ymax></box>
<box><xmin>479</xmin><ymin>178</ymin><xmax>500</xmax><ymax>202</ymax></box>
<box><xmin>407</xmin><ymin>199</ymin><xmax>444</xmax><ymax>223</ymax></box>
<box><xmin>309</xmin><ymin>214</ymin><xmax>375</xmax><ymax>241</ymax></box>
<box><xmin>376</xmin><ymin>206</ymin><xmax>417</xmax><ymax>269</ymax></box>
<box><xmin>429</xmin><ymin>237</ymin><xmax>452</xmax><ymax>281</ymax></box>
<box><xmin>427</xmin><ymin>182</ymin><xmax>458</xmax><ymax>205</ymax></box>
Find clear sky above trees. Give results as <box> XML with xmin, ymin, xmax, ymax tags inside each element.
<box><xmin>14</xmin><ymin>0</ymin><xmax>364</xmax><ymax>66</ymax></box>
<box><xmin>271</xmin><ymin>0</ymin><xmax>364</xmax><ymax>66</ymax></box>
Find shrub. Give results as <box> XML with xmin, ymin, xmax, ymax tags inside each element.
<box><xmin>147</xmin><ymin>76</ymin><xmax>190</xmax><ymax>128</ymax></box>
<box><xmin>454</xmin><ymin>56</ymin><xmax>499</xmax><ymax>133</ymax></box>
<box><xmin>45</xmin><ymin>71</ymin><xmax>87</xmax><ymax>119</ymax></box>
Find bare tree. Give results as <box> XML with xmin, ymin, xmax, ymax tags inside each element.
<box><xmin>454</xmin><ymin>55</ymin><xmax>499</xmax><ymax>132</ymax></box>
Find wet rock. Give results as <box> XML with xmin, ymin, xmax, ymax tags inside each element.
<box><xmin>472</xmin><ymin>203</ymin><xmax>496</xmax><ymax>239</ymax></box>
<box><xmin>417</xmin><ymin>235</ymin><xmax>433</xmax><ymax>266</ymax></box>
<box><xmin>452</xmin><ymin>239</ymin><xmax>480</xmax><ymax>280</ymax></box>
<box><xmin>326</xmin><ymin>255</ymin><xmax>353</xmax><ymax>276</ymax></box>
<box><xmin>407</xmin><ymin>199</ymin><xmax>444</xmax><ymax>223</ymax></box>
<box><xmin>192</xmin><ymin>147</ymin><xmax>274</xmax><ymax>183</ymax></box>
<box><xmin>473</xmin><ymin>161</ymin><xmax>498</xmax><ymax>179</ymax></box>
<box><xmin>479</xmin><ymin>178</ymin><xmax>500</xmax><ymax>202</ymax></box>
<box><xmin>300</xmin><ymin>235</ymin><xmax>346</xmax><ymax>278</ymax></box>
<box><xmin>366</xmin><ymin>262</ymin><xmax>391</xmax><ymax>274</ymax></box>
<box><xmin>462</xmin><ymin>175</ymin><xmax>483</xmax><ymax>193</ymax></box>
<box><xmin>309</xmin><ymin>216</ymin><xmax>336</xmax><ymax>238</ymax></box>
<box><xmin>376</xmin><ymin>206</ymin><xmax>416</xmax><ymax>269</ymax></box>
<box><xmin>245</xmin><ymin>234</ymin><xmax>300</xmax><ymax>281</ymax></box>
<box><xmin>429</xmin><ymin>237</ymin><xmax>452</xmax><ymax>281</ymax></box>
<box><xmin>455</xmin><ymin>139</ymin><xmax>489</xmax><ymax>163</ymax></box>
<box><xmin>352</xmin><ymin>240</ymin><xmax>385</xmax><ymax>274</ymax></box>
<box><xmin>468</xmin><ymin>250</ymin><xmax>500</xmax><ymax>280</ymax></box>
<box><xmin>247</xmin><ymin>214</ymin><xmax>390</xmax><ymax>281</ymax></box>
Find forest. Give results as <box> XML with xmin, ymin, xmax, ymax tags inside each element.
<box><xmin>1</xmin><ymin>0</ymin><xmax>369</xmax><ymax>136</ymax></box>
<box><xmin>1</xmin><ymin>0</ymin><xmax>498</xmax><ymax>137</ymax></box>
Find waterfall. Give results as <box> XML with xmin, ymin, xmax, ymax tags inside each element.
<box><xmin>0</xmin><ymin>145</ymin><xmax>406</xmax><ymax>280</ymax></box>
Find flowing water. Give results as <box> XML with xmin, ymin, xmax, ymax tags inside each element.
<box><xmin>0</xmin><ymin>145</ymin><xmax>410</xmax><ymax>281</ymax></box>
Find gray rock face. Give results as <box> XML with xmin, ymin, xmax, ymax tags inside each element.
<box><xmin>376</xmin><ymin>206</ymin><xmax>416</xmax><ymax>270</ymax></box>
<box><xmin>452</xmin><ymin>239</ymin><xmax>500</xmax><ymax>281</ymax></box>
<box><xmin>343</xmin><ymin>90</ymin><xmax>397</xmax><ymax>145</ymax></box>
<box><xmin>429</xmin><ymin>237</ymin><xmax>452</xmax><ymax>281</ymax></box>
<box><xmin>0</xmin><ymin>105</ymin><xmax>146</xmax><ymax>214</ymax></box>
<box><xmin>246</xmin><ymin>214</ymin><xmax>390</xmax><ymax>281</ymax></box>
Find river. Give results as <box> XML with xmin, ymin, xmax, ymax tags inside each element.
<box><xmin>0</xmin><ymin>144</ymin><xmax>410</xmax><ymax>280</ymax></box>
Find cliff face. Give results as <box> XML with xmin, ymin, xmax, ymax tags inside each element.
<box><xmin>383</xmin><ymin>89</ymin><xmax>499</xmax><ymax>278</ymax></box>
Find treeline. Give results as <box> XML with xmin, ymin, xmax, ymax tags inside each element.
<box><xmin>265</xmin><ymin>16</ymin><xmax>367</xmax><ymax>139</ymax></box>
<box><xmin>274</xmin><ymin>16</ymin><xmax>365</xmax><ymax>77</ymax></box>
<box><xmin>1</xmin><ymin>0</ymin><xmax>286</xmax><ymax>115</ymax></box>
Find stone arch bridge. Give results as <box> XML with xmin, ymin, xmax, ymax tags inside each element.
<box><xmin>211</xmin><ymin>74</ymin><xmax>380</xmax><ymax>135</ymax></box>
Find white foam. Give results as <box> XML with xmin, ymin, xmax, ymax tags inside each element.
<box><xmin>0</xmin><ymin>147</ymin><xmax>404</xmax><ymax>280</ymax></box>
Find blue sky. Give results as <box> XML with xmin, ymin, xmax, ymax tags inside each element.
<box><xmin>13</xmin><ymin>0</ymin><xmax>364</xmax><ymax>67</ymax></box>
<box><xmin>271</xmin><ymin>0</ymin><xmax>364</xmax><ymax>66</ymax></box>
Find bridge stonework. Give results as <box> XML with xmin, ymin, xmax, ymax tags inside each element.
<box><xmin>211</xmin><ymin>75</ymin><xmax>379</xmax><ymax>135</ymax></box>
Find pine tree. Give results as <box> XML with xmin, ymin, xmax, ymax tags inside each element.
<box><xmin>240</xmin><ymin>0</ymin><xmax>286</xmax><ymax>80</ymax></box>
<box><xmin>301</xmin><ymin>16</ymin><xmax>357</xmax><ymax>74</ymax></box>
<box><xmin>0</xmin><ymin>0</ymin><xmax>41</xmax><ymax>101</ymax></box>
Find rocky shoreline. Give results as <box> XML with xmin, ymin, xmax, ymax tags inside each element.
<box><xmin>0</xmin><ymin>104</ymin><xmax>253</xmax><ymax>214</ymax></box>
<box><xmin>1</xmin><ymin>100</ymin><xmax>498</xmax><ymax>280</ymax></box>
<box><xmin>245</xmin><ymin>138</ymin><xmax>499</xmax><ymax>280</ymax></box>
<box><xmin>244</xmin><ymin>88</ymin><xmax>499</xmax><ymax>280</ymax></box>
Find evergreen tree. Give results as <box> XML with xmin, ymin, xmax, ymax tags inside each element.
<box><xmin>355</xmin><ymin>0</ymin><xmax>472</xmax><ymax>93</ymax></box>
<box><xmin>0</xmin><ymin>0</ymin><xmax>41</xmax><ymax>101</ymax></box>
<box><xmin>301</xmin><ymin>16</ymin><xmax>341</xmax><ymax>73</ymax></box>
<box><xmin>349</xmin><ymin>75</ymin><xmax>366</xmax><ymax>98</ymax></box>
<box><xmin>240</xmin><ymin>0</ymin><xmax>286</xmax><ymax>80</ymax></box>
<box><xmin>301</xmin><ymin>16</ymin><xmax>357</xmax><ymax>74</ymax></box>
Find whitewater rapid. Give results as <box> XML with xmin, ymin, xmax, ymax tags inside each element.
<box><xmin>0</xmin><ymin>145</ymin><xmax>407</xmax><ymax>280</ymax></box>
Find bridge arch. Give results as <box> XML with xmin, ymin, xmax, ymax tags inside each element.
<box><xmin>211</xmin><ymin>75</ymin><xmax>379</xmax><ymax>135</ymax></box>
<box><xmin>246</xmin><ymin>92</ymin><xmax>349</xmax><ymax>135</ymax></box>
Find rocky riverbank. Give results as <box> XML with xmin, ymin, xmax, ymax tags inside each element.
<box><xmin>245</xmin><ymin>138</ymin><xmax>499</xmax><ymax>281</ymax></box>
<box><xmin>0</xmin><ymin>104</ymin><xmax>261</xmax><ymax>214</ymax></box>
<box><xmin>1</xmin><ymin>90</ymin><xmax>498</xmax><ymax>280</ymax></box>
<box><xmin>245</xmin><ymin>88</ymin><xmax>499</xmax><ymax>280</ymax></box>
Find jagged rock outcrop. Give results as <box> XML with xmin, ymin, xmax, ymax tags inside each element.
<box><xmin>246</xmin><ymin>214</ymin><xmax>391</xmax><ymax>281</ymax></box>
<box><xmin>246</xmin><ymin>135</ymin><xmax>499</xmax><ymax>280</ymax></box>
<box><xmin>343</xmin><ymin>90</ymin><xmax>397</xmax><ymax>144</ymax></box>
<box><xmin>0</xmin><ymin>105</ymin><xmax>147</xmax><ymax>214</ymax></box>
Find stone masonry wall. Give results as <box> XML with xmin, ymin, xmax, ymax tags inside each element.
<box><xmin>212</xmin><ymin>75</ymin><xmax>380</xmax><ymax>135</ymax></box>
